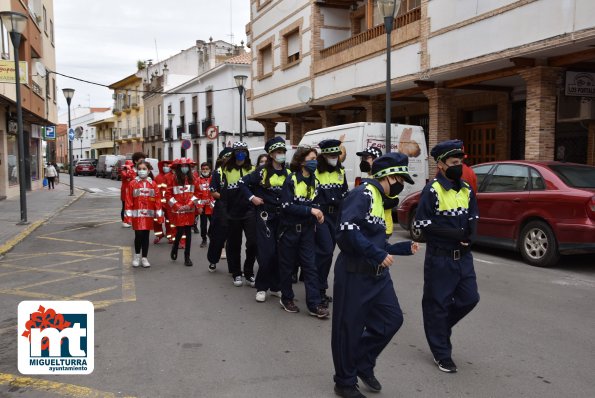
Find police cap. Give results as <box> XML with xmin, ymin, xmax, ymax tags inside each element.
<box><xmin>371</xmin><ymin>152</ymin><xmax>414</xmax><ymax>184</ymax></box>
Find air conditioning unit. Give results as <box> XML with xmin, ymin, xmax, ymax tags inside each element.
<box><xmin>557</xmin><ymin>95</ymin><xmax>595</xmax><ymax>122</ymax></box>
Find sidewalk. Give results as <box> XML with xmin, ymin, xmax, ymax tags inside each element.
<box><xmin>0</xmin><ymin>182</ymin><xmax>84</xmax><ymax>256</ymax></box>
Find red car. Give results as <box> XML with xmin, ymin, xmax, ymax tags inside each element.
<box><xmin>397</xmin><ymin>161</ymin><xmax>595</xmax><ymax>267</ymax></box>
<box><xmin>74</xmin><ymin>161</ymin><xmax>96</xmax><ymax>176</ymax></box>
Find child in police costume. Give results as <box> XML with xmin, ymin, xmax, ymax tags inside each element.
<box><xmin>314</xmin><ymin>139</ymin><xmax>349</xmax><ymax>307</ymax></box>
<box><xmin>277</xmin><ymin>146</ymin><xmax>329</xmax><ymax>318</ymax></box>
<box><xmin>331</xmin><ymin>152</ymin><xmax>419</xmax><ymax>398</ymax></box>
<box><xmin>239</xmin><ymin>137</ymin><xmax>290</xmax><ymax>302</ymax></box>
<box><xmin>207</xmin><ymin>147</ymin><xmax>233</xmax><ymax>272</ymax></box>
<box><xmin>414</xmin><ymin>139</ymin><xmax>479</xmax><ymax>373</ymax></box>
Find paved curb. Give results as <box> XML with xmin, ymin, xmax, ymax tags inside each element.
<box><xmin>0</xmin><ymin>189</ymin><xmax>85</xmax><ymax>257</ymax></box>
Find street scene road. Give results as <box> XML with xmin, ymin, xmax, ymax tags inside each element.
<box><xmin>1</xmin><ymin>191</ymin><xmax>594</xmax><ymax>398</ymax></box>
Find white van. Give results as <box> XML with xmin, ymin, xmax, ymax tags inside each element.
<box><xmin>145</xmin><ymin>158</ymin><xmax>159</xmax><ymax>177</ymax></box>
<box><xmin>298</xmin><ymin>122</ymin><xmax>428</xmax><ymax>198</ymax></box>
<box><xmin>96</xmin><ymin>155</ymin><xmax>124</xmax><ymax>178</ymax></box>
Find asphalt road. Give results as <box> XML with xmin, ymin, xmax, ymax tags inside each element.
<box><xmin>0</xmin><ymin>192</ymin><xmax>594</xmax><ymax>397</ymax></box>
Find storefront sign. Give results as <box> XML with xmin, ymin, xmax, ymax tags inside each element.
<box><xmin>0</xmin><ymin>60</ymin><xmax>29</xmax><ymax>84</ymax></box>
<box><xmin>565</xmin><ymin>71</ymin><xmax>595</xmax><ymax>97</ymax></box>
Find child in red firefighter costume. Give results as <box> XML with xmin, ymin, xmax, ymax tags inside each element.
<box><xmin>165</xmin><ymin>158</ymin><xmax>203</xmax><ymax>266</ymax></box>
<box><xmin>153</xmin><ymin>160</ymin><xmax>176</xmax><ymax>244</ymax></box>
<box><xmin>124</xmin><ymin>160</ymin><xmax>164</xmax><ymax>268</ymax></box>
<box><xmin>196</xmin><ymin>162</ymin><xmax>214</xmax><ymax>248</ymax></box>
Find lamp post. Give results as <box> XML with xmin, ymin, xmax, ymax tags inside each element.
<box><xmin>1</xmin><ymin>11</ymin><xmax>29</xmax><ymax>224</ymax></box>
<box><xmin>63</xmin><ymin>88</ymin><xmax>75</xmax><ymax>196</ymax></box>
<box><xmin>234</xmin><ymin>75</ymin><xmax>247</xmax><ymax>142</ymax></box>
<box><xmin>167</xmin><ymin>113</ymin><xmax>175</xmax><ymax>160</ymax></box>
<box><xmin>378</xmin><ymin>0</ymin><xmax>398</xmax><ymax>153</ymax></box>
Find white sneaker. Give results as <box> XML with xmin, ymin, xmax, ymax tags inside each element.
<box><xmin>255</xmin><ymin>291</ymin><xmax>266</xmax><ymax>302</ymax></box>
<box><xmin>233</xmin><ymin>276</ymin><xmax>243</xmax><ymax>287</ymax></box>
<box><xmin>141</xmin><ymin>257</ymin><xmax>151</xmax><ymax>268</ymax></box>
<box><xmin>246</xmin><ymin>276</ymin><xmax>256</xmax><ymax>288</ymax></box>
<box><xmin>132</xmin><ymin>254</ymin><xmax>140</xmax><ymax>267</ymax></box>
<box><xmin>122</xmin><ymin>222</ymin><xmax>131</xmax><ymax>228</ymax></box>
<box><xmin>269</xmin><ymin>290</ymin><xmax>282</xmax><ymax>298</ymax></box>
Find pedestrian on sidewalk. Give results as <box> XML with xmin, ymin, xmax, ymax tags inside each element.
<box><xmin>414</xmin><ymin>139</ymin><xmax>479</xmax><ymax>374</ymax></box>
<box><xmin>120</xmin><ymin>152</ymin><xmax>146</xmax><ymax>228</ymax></box>
<box><xmin>196</xmin><ymin>162</ymin><xmax>214</xmax><ymax>248</ymax></box>
<box><xmin>277</xmin><ymin>146</ymin><xmax>328</xmax><ymax>318</ymax></box>
<box><xmin>124</xmin><ymin>160</ymin><xmax>163</xmax><ymax>268</ymax></box>
<box><xmin>153</xmin><ymin>160</ymin><xmax>175</xmax><ymax>244</ymax></box>
<box><xmin>45</xmin><ymin>163</ymin><xmax>57</xmax><ymax>190</ymax></box>
<box><xmin>207</xmin><ymin>148</ymin><xmax>233</xmax><ymax>273</ymax></box>
<box><xmin>166</xmin><ymin>158</ymin><xmax>202</xmax><ymax>267</ymax></box>
<box><xmin>240</xmin><ymin>137</ymin><xmax>290</xmax><ymax>302</ymax></box>
<box><xmin>331</xmin><ymin>152</ymin><xmax>418</xmax><ymax>398</ymax></box>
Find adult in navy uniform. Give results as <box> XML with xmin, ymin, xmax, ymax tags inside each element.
<box><xmin>414</xmin><ymin>139</ymin><xmax>479</xmax><ymax>373</ymax></box>
<box><xmin>314</xmin><ymin>139</ymin><xmax>349</xmax><ymax>307</ymax></box>
<box><xmin>332</xmin><ymin>153</ymin><xmax>419</xmax><ymax>398</ymax></box>
<box><xmin>239</xmin><ymin>137</ymin><xmax>290</xmax><ymax>302</ymax></box>
<box><xmin>207</xmin><ymin>147</ymin><xmax>233</xmax><ymax>272</ymax></box>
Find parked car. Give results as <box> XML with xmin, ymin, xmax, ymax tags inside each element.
<box><xmin>111</xmin><ymin>159</ymin><xmax>126</xmax><ymax>180</ymax></box>
<box><xmin>74</xmin><ymin>161</ymin><xmax>96</xmax><ymax>176</ymax></box>
<box><xmin>96</xmin><ymin>155</ymin><xmax>124</xmax><ymax>178</ymax></box>
<box><xmin>397</xmin><ymin>161</ymin><xmax>595</xmax><ymax>267</ymax></box>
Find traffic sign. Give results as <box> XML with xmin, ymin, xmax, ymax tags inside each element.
<box><xmin>181</xmin><ymin>139</ymin><xmax>192</xmax><ymax>150</ymax></box>
<box><xmin>45</xmin><ymin>126</ymin><xmax>56</xmax><ymax>140</ymax></box>
<box><xmin>206</xmin><ymin>125</ymin><xmax>218</xmax><ymax>140</ymax></box>
<box><xmin>68</xmin><ymin>128</ymin><xmax>75</xmax><ymax>141</ymax></box>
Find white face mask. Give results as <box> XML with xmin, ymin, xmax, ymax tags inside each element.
<box><xmin>201</xmin><ymin>171</ymin><xmax>210</xmax><ymax>177</ymax></box>
<box><xmin>137</xmin><ymin>170</ymin><xmax>149</xmax><ymax>179</ymax></box>
<box><xmin>274</xmin><ymin>154</ymin><xmax>286</xmax><ymax>164</ymax></box>
<box><xmin>162</xmin><ymin>167</ymin><xmax>170</xmax><ymax>173</ymax></box>
<box><xmin>326</xmin><ymin>157</ymin><xmax>338</xmax><ymax>167</ymax></box>
<box><xmin>180</xmin><ymin>167</ymin><xmax>189</xmax><ymax>174</ymax></box>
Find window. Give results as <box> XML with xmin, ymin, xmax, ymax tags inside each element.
<box><xmin>283</xmin><ymin>29</ymin><xmax>300</xmax><ymax>65</ymax></box>
<box><xmin>257</xmin><ymin>40</ymin><xmax>273</xmax><ymax>79</ymax></box>
<box><xmin>192</xmin><ymin>96</ymin><xmax>198</xmax><ymax>123</ymax></box>
<box><xmin>548</xmin><ymin>164</ymin><xmax>595</xmax><ymax>189</ymax></box>
<box><xmin>1</xmin><ymin>20</ymin><xmax>10</xmax><ymax>59</ymax></box>
<box><xmin>52</xmin><ymin>78</ymin><xmax>56</xmax><ymax>102</ymax></box>
<box><xmin>257</xmin><ymin>0</ymin><xmax>273</xmax><ymax>10</ymax></box>
<box><xmin>471</xmin><ymin>164</ymin><xmax>494</xmax><ymax>191</ymax></box>
<box><xmin>484</xmin><ymin>165</ymin><xmax>528</xmax><ymax>193</ymax></box>
<box><xmin>43</xmin><ymin>6</ymin><xmax>47</xmax><ymax>33</ymax></box>
<box><xmin>397</xmin><ymin>0</ymin><xmax>421</xmax><ymax>15</ymax></box>
<box><xmin>50</xmin><ymin>20</ymin><xmax>54</xmax><ymax>44</ymax></box>
<box><xmin>530</xmin><ymin>168</ymin><xmax>545</xmax><ymax>190</ymax></box>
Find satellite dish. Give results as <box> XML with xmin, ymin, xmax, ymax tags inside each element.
<box><xmin>297</xmin><ymin>86</ymin><xmax>313</xmax><ymax>104</ymax></box>
<box><xmin>75</xmin><ymin>126</ymin><xmax>84</xmax><ymax>139</ymax></box>
<box><xmin>34</xmin><ymin>62</ymin><xmax>46</xmax><ymax>77</ymax></box>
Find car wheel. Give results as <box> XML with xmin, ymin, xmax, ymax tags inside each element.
<box><xmin>519</xmin><ymin>220</ymin><xmax>559</xmax><ymax>267</ymax></box>
<box><xmin>408</xmin><ymin>208</ymin><xmax>425</xmax><ymax>242</ymax></box>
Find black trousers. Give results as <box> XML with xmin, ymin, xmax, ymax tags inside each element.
<box><xmin>134</xmin><ymin>230</ymin><xmax>150</xmax><ymax>257</ymax></box>
<box><xmin>227</xmin><ymin>216</ymin><xmax>257</xmax><ymax>278</ymax></box>
<box><xmin>47</xmin><ymin>177</ymin><xmax>55</xmax><ymax>189</ymax></box>
<box><xmin>121</xmin><ymin>201</ymin><xmax>125</xmax><ymax>222</ymax></box>
<box><xmin>207</xmin><ymin>203</ymin><xmax>228</xmax><ymax>265</ymax></box>
<box><xmin>200</xmin><ymin>214</ymin><xmax>211</xmax><ymax>240</ymax></box>
<box><xmin>174</xmin><ymin>225</ymin><xmax>192</xmax><ymax>258</ymax></box>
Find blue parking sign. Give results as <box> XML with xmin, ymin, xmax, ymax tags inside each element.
<box><xmin>45</xmin><ymin>126</ymin><xmax>55</xmax><ymax>140</ymax></box>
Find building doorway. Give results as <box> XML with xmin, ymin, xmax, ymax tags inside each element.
<box><xmin>462</xmin><ymin>123</ymin><xmax>497</xmax><ymax>165</ymax></box>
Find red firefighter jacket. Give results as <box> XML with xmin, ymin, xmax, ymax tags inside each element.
<box><xmin>196</xmin><ymin>174</ymin><xmax>214</xmax><ymax>215</ymax></box>
<box><xmin>120</xmin><ymin>162</ymin><xmax>136</xmax><ymax>201</ymax></box>
<box><xmin>165</xmin><ymin>175</ymin><xmax>201</xmax><ymax>226</ymax></box>
<box><xmin>124</xmin><ymin>177</ymin><xmax>164</xmax><ymax>230</ymax></box>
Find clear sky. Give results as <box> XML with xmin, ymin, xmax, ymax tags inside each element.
<box><xmin>54</xmin><ymin>0</ymin><xmax>251</xmax><ymax>117</ymax></box>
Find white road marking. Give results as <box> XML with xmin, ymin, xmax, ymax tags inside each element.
<box><xmin>474</xmin><ymin>258</ymin><xmax>496</xmax><ymax>264</ymax></box>
<box><xmin>88</xmin><ymin>187</ymin><xmax>102</xmax><ymax>192</ymax></box>
<box><xmin>551</xmin><ymin>277</ymin><xmax>595</xmax><ymax>288</ymax></box>
<box><xmin>107</xmin><ymin>187</ymin><xmax>121</xmax><ymax>192</ymax></box>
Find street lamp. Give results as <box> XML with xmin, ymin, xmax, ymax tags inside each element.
<box><xmin>234</xmin><ymin>75</ymin><xmax>247</xmax><ymax>142</ymax></box>
<box><xmin>63</xmin><ymin>88</ymin><xmax>75</xmax><ymax>196</ymax></box>
<box><xmin>1</xmin><ymin>11</ymin><xmax>29</xmax><ymax>225</ymax></box>
<box><xmin>378</xmin><ymin>0</ymin><xmax>398</xmax><ymax>153</ymax></box>
<box><xmin>167</xmin><ymin>113</ymin><xmax>175</xmax><ymax>160</ymax></box>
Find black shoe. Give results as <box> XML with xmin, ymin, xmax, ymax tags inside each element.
<box><xmin>434</xmin><ymin>357</ymin><xmax>457</xmax><ymax>373</ymax></box>
<box><xmin>321</xmin><ymin>290</ymin><xmax>333</xmax><ymax>307</ymax></box>
<box><xmin>200</xmin><ymin>239</ymin><xmax>207</xmax><ymax>248</ymax></box>
<box><xmin>308</xmin><ymin>305</ymin><xmax>330</xmax><ymax>319</ymax></box>
<box><xmin>334</xmin><ymin>384</ymin><xmax>366</xmax><ymax>398</ymax></box>
<box><xmin>357</xmin><ymin>373</ymin><xmax>381</xmax><ymax>392</ymax></box>
<box><xmin>184</xmin><ymin>257</ymin><xmax>193</xmax><ymax>267</ymax></box>
<box><xmin>170</xmin><ymin>246</ymin><xmax>178</xmax><ymax>261</ymax></box>
<box><xmin>208</xmin><ymin>263</ymin><xmax>216</xmax><ymax>272</ymax></box>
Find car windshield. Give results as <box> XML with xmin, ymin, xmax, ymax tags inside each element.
<box><xmin>548</xmin><ymin>164</ymin><xmax>595</xmax><ymax>188</ymax></box>
<box><xmin>78</xmin><ymin>162</ymin><xmax>92</xmax><ymax>166</ymax></box>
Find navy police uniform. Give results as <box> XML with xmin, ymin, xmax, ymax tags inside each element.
<box><xmin>240</xmin><ymin>137</ymin><xmax>290</xmax><ymax>294</ymax></box>
<box><xmin>414</xmin><ymin>140</ymin><xmax>480</xmax><ymax>370</ymax></box>
<box><xmin>207</xmin><ymin>147</ymin><xmax>233</xmax><ymax>268</ymax></box>
<box><xmin>314</xmin><ymin>139</ymin><xmax>349</xmax><ymax>302</ymax></box>
<box><xmin>332</xmin><ymin>153</ymin><xmax>415</xmax><ymax>393</ymax></box>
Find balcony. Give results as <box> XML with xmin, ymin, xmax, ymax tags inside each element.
<box><xmin>122</xmin><ymin>102</ymin><xmax>131</xmax><ymax>113</ymax></box>
<box><xmin>112</xmin><ymin>106</ymin><xmax>122</xmax><ymax>116</ymax></box>
<box><xmin>131</xmin><ymin>96</ymin><xmax>140</xmax><ymax>109</ymax></box>
<box><xmin>201</xmin><ymin>118</ymin><xmax>213</xmax><ymax>134</ymax></box>
<box><xmin>315</xmin><ymin>7</ymin><xmax>421</xmax><ymax>74</ymax></box>
<box><xmin>153</xmin><ymin>124</ymin><xmax>161</xmax><ymax>138</ymax></box>
<box><xmin>164</xmin><ymin>127</ymin><xmax>172</xmax><ymax>141</ymax></box>
<box><xmin>189</xmin><ymin>122</ymin><xmax>199</xmax><ymax>139</ymax></box>
<box><xmin>176</xmin><ymin>125</ymin><xmax>185</xmax><ymax>140</ymax></box>
<box><xmin>147</xmin><ymin>125</ymin><xmax>153</xmax><ymax>137</ymax></box>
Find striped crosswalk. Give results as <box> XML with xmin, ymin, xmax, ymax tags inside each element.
<box><xmin>83</xmin><ymin>187</ymin><xmax>121</xmax><ymax>197</ymax></box>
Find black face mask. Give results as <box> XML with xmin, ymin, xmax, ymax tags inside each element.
<box><xmin>359</xmin><ymin>160</ymin><xmax>371</xmax><ymax>173</ymax></box>
<box><xmin>445</xmin><ymin>164</ymin><xmax>463</xmax><ymax>180</ymax></box>
<box><xmin>389</xmin><ymin>181</ymin><xmax>404</xmax><ymax>197</ymax></box>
